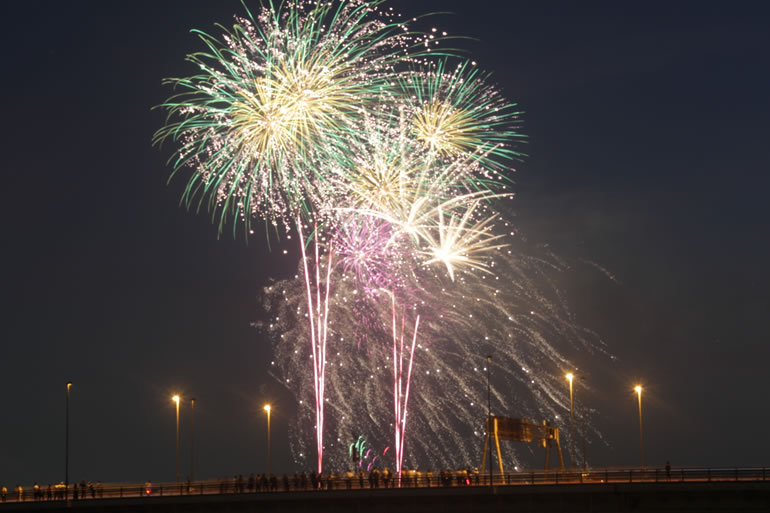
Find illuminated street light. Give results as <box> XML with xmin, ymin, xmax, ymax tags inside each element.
<box><xmin>566</xmin><ymin>373</ymin><xmax>575</xmax><ymax>468</ymax></box>
<box><xmin>172</xmin><ymin>395</ymin><xmax>181</xmax><ymax>482</ymax></box>
<box><xmin>264</xmin><ymin>404</ymin><xmax>272</xmax><ymax>475</ymax></box>
<box><xmin>634</xmin><ymin>385</ymin><xmax>644</xmax><ymax>469</ymax></box>
<box><xmin>65</xmin><ymin>381</ymin><xmax>72</xmax><ymax>499</ymax></box>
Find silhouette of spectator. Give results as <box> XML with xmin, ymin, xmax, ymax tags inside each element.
<box><xmin>665</xmin><ymin>461</ymin><xmax>671</xmax><ymax>481</ymax></box>
<box><xmin>310</xmin><ymin>471</ymin><xmax>318</xmax><ymax>490</ymax></box>
<box><xmin>270</xmin><ymin>474</ymin><xmax>278</xmax><ymax>491</ymax></box>
<box><xmin>1</xmin><ymin>485</ymin><xmax>6</xmax><ymax>502</ymax></box>
<box><xmin>282</xmin><ymin>474</ymin><xmax>290</xmax><ymax>492</ymax></box>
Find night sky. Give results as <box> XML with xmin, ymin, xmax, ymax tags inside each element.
<box><xmin>1</xmin><ymin>1</ymin><xmax>769</xmax><ymax>486</ymax></box>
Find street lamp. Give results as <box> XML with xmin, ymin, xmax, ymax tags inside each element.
<box><xmin>263</xmin><ymin>404</ymin><xmax>272</xmax><ymax>475</ymax></box>
<box><xmin>172</xmin><ymin>395</ymin><xmax>181</xmax><ymax>482</ymax></box>
<box><xmin>565</xmin><ymin>373</ymin><xmax>575</xmax><ymax>468</ymax></box>
<box><xmin>634</xmin><ymin>385</ymin><xmax>644</xmax><ymax>469</ymax></box>
<box><xmin>65</xmin><ymin>381</ymin><xmax>72</xmax><ymax>499</ymax></box>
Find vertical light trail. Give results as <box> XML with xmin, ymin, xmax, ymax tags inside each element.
<box><xmin>298</xmin><ymin>216</ymin><xmax>334</xmax><ymax>473</ymax></box>
<box><xmin>391</xmin><ymin>299</ymin><xmax>401</xmax><ymax>479</ymax></box>
<box><xmin>400</xmin><ymin>314</ymin><xmax>419</xmax><ymax>472</ymax></box>
<box><xmin>391</xmin><ymin>294</ymin><xmax>420</xmax><ymax>483</ymax></box>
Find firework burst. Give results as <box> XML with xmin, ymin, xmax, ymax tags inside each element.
<box><xmin>154</xmin><ymin>0</ymin><xmax>438</xmax><ymax>234</ymax></box>
<box><xmin>158</xmin><ymin>0</ymin><xmax>529</xmax><ymax>475</ymax></box>
<box><xmin>398</xmin><ymin>59</ymin><xmax>526</xmax><ymax>177</ymax></box>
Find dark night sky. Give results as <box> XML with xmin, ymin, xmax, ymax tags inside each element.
<box><xmin>1</xmin><ymin>1</ymin><xmax>768</xmax><ymax>486</ymax></box>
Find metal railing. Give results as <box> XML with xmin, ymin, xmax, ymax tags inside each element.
<box><xmin>1</xmin><ymin>467</ymin><xmax>767</xmax><ymax>504</ymax></box>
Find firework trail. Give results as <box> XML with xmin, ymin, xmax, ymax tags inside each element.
<box><xmin>389</xmin><ymin>293</ymin><xmax>420</xmax><ymax>477</ymax></box>
<box><xmin>296</xmin><ymin>218</ymin><xmax>335</xmax><ymax>473</ymax></box>
<box><xmin>259</xmin><ymin>237</ymin><xmax>613</xmax><ymax>472</ymax></box>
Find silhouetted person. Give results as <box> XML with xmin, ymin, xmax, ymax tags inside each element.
<box><xmin>665</xmin><ymin>461</ymin><xmax>671</xmax><ymax>481</ymax></box>
<box><xmin>1</xmin><ymin>485</ymin><xmax>6</xmax><ymax>502</ymax></box>
<box><xmin>300</xmin><ymin>472</ymin><xmax>308</xmax><ymax>490</ymax></box>
<box><xmin>282</xmin><ymin>474</ymin><xmax>290</xmax><ymax>491</ymax></box>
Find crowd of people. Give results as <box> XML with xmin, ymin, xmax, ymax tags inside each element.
<box><xmin>0</xmin><ymin>468</ymin><xmax>492</xmax><ymax>502</ymax></box>
<box><xmin>0</xmin><ymin>480</ymin><xmax>104</xmax><ymax>502</ymax></box>
<box><xmin>209</xmin><ymin>467</ymin><xmax>483</xmax><ymax>493</ymax></box>
<box><xmin>0</xmin><ymin>468</ymin><xmax>488</xmax><ymax>502</ymax></box>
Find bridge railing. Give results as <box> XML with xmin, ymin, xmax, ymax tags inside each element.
<box><xmin>1</xmin><ymin>467</ymin><xmax>767</xmax><ymax>504</ymax></box>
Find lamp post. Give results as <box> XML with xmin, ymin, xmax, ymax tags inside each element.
<box><xmin>634</xmin><ymin>385</ymin><xmax>644</xmax><ymax>469</ymax></box>
<box><xmin>566</xmin><ymin>373</ymin><xmax>575</xmax><ymax>468</ymax></box>
<box><xmin>486</xmin><ymin>355</ymin><xmax>492</xmax><ymax>486</ymax></box>
<box><xmin>172</xmin><ymin>395</ymin><xmax>180</xmax><ymax>482</ymax></box>
<box><xmin>190</xmin><ymin>397</ymin><xmax>195</xmax><ymax>481</ymax></box>
<box><xmin>263</xmin><ymin>405</ymin><xmax>272</xmax><ymax>475</ymax></box>
<box><xmin>65</xmin><ymin>381</ymin><xmax>72</xmax><ymax>498</ymax></box>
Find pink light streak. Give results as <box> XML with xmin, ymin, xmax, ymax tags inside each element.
<box><xmin>391</xmin><ymin>294</ymin><xmax>420</xmax><ymax>482</ymax></box>
<box><xmin>298</xmin><ymin>216</ymin><xmax>334</xmax><ymax>473</ymax></box>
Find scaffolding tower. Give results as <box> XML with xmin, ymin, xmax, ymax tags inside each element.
<box><xmin>481</xmin><ymin>417</ymin><xmax>564</xmax><ymax>475</ymax></box>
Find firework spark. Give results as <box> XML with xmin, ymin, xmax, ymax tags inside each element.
<box><xmin>259</xmin><ymin>241</ymin><xmax>613</xmax><ymax>472</ymax></box>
